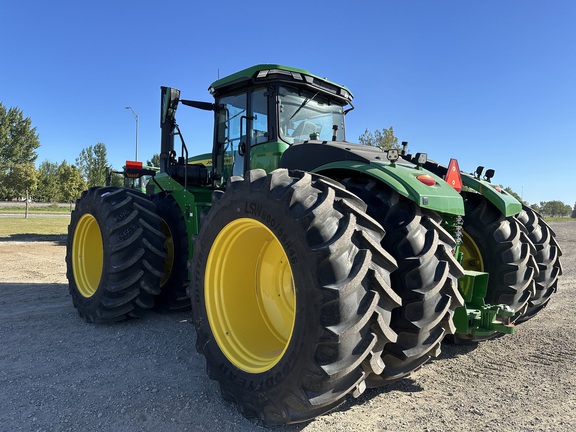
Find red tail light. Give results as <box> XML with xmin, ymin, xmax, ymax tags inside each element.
<box><xmin>417</xmin><ymin>174</ymin><xmax>436</xmax><ymax>187</ymax></box>
<box><xmin>125</xmin><ymin>160</ymin><xmax>143</xmax><ymax>170</ymax></box>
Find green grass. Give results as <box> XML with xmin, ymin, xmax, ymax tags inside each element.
<box><xmin>0</xmin><ymin>204</ymin><xmax>73</xmax><ymax>214</ymax></box>
<box><xmin>543</xmin><ymin>216</ymin><xmax>575</xmax><ymax>223</ymax></box>
<box><xmin>0</xmin><ymin>216</ymin><xmax>70</xmax><ymax>238</ymax></box>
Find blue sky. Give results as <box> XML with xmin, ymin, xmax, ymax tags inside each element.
<box><xmin>1</xmin><ymin>1</ymin><xmax>574</xmax><ymax>206</ymax></box>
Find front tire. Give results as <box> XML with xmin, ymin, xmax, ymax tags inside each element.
<box><xmin>66</xmin><ymin>187</ymin><xmax>165</xmax><ymax>323</ymax></box>
<box><xmin>191</xmin><ymin>169</ymin><xmax>399</xmax><ymax>425</ymax></box>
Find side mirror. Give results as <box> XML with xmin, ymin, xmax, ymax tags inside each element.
<box><xmin>160</xmin><ymin>86</ymin><xmax>181</xmax><ymax>126</ymax></box>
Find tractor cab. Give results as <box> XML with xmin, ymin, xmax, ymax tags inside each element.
<box><xmin>208</xmin><ymin>65</ymin><xmax>353</xmax><ymax>185</ymax></box>
<box><xmin>159</xmin><ymin>65</ymin><xmax>354</xmax><ymax>188</ymax></box>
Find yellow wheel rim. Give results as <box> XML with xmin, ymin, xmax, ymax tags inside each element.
<box><xmin>205</xmin><ymin>218</ymin><xmax>296</xmax><ymax>373</ymax></box>
<box><xmin>460</xmin><ymin>230</ymin><xmax>484</xmax><ymax>272</ymax></box>
<box><xmin>160</xmin><ymin>219</ymin><xmax>174</xmax><ymax>287</ymax></box>
<box><xmin>72</xmin><ymin>214</ymin><xmax>104</xmax><ymax>298</ymax></box>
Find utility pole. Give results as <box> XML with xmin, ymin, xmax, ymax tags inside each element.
<box><xmin>125</xmin><ymin>106</ymin><xmax>139</xmax><ymax>161</ymax></box>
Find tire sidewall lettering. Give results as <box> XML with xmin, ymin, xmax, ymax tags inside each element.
<box><xmin>243</xmin><ymin>199</ymin><xmax>298</xmax><ymax>265</ymax></box>
<box><xmin>217</xmin><ymin>352</ymin><xmax>295</xmax><ymax>391</ymax></box>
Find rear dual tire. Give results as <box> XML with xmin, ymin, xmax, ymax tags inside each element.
<box><xmin>342</xmin><ymin>177</ymin><xmax>464</xmax><ymax>383</ymax></box>
<box><xmin>461</xmin><ymin>193</ymin><xmax>536</xmax><ymax>320</ymax></box>
<box><xmin>66</xmin><ymin>187</ymin><xmax>165</xmax><ymax>323</ymax></box>
<box><xmin>152</xmin><ymin>192</ymin><xmax>191</xmax><ymax>312</ymax></box>
<box><xmin>516</xmin><ymin>204</ymin><xmax>562</xmax><ymax>322</ymax></box>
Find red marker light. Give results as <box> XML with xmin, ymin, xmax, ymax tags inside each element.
<box><xmin>417</xmin><ymin>174</ymin><xmax>436</xmax><ymax>187</ymax></box>
<box><xmin>445</xmin><ymin>159</ymin><xmax>463</xmax><ymax>192</ymax></box>
<box><xmin>125</xmin><ymin>160</ymin><xmax>143</xmax><ymax>170</ymax></box>
<box><xmin>495</xmin><ymin>186</ymin><xmax>502</xmax><ymax>193</ymax></box>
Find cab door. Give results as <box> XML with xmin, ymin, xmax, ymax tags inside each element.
<box><xmin>213</xmin><ymin>88</ymin><xmax>269</xmax><ymax>183</ymax></box>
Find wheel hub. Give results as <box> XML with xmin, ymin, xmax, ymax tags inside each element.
<box><xmin>72</xmin><ymin>214</ymin><xmax>104</xmax><ymax>298</ymax></box>
<box><xmin>205</xmin><ymin>218</ymin><xmax>296</xmax><ymax>373</ymax></box>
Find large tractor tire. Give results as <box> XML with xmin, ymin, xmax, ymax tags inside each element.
<box><xmin>152</xmin><ymin>192</ymin><xmax>191</xmax><ymax>312</ymax></box>
<box><xmin>66</xmin><ymin>187</ymin><xmax>165</xmax><ymax>323</ymax></box>
<box><xmin>516</xmin><ymin>204</ymin><xmax>563</xmax><ymax>322</ymax></box>
<box><xmin>461</xmin><ymin>192</ymin><xmax>536</xmax><ymax>320</ymax></box>
<box><xmin>342</xmin><ymin>177</ymin><xmax>464</xmax><ymax>383</ymax></box>
<box><xmin>191</xmin><ymin>169</ymin><xmax>400</xmax><ymax>425</ymax></box>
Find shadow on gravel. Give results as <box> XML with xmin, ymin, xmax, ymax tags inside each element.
<box><xmin>281</xmin><ymin>341</ymin><xmax>483</xmax><ymax>430</ymax></box>
<box><xmin>0</xmin><ymin>233</ymin><xmax>68</xmax><ymax>244</ymax></box>
<box><xmin>280</xmin><ymin>378</ymin><xmax>432</xmax><ymax>430</ymax></box>
<box><xmin>437</xmin><ymin>339</ymin><xmax>480</xmax><ymax>359</ymax></box>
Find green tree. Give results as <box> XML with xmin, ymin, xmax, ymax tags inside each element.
<box><xmin>5</xmin><ymin>163</ymin><xmax>38</xmax><ymax>217</ymax></box>
<box><xmin>0</xmin><ymin>103</ymin><xmax>40</xmax><ymax>199</ymax></box>
<box><xmin>539</xmin><ymin>200</ymin><xmax>571</xmax><ymax>217</ymax></box>
<box><xmin>75</xmin><ymin>142</ymin><xmax>109</xmax><ymax>187</ymax></box>
<box><xmin>571</xmin><ymin>202</ymin><xmax>576</xmax><ymax>218</ymax></box>
<box><xmin>147</xmin><ymin>153</ymin><xmax>160</xmax><ymax>167</ymax></box>
<box><xmin>36</xmin><ymin>160</ymin><xmax>60</xmax><ymax>202</ymax></box>
<box><xmin>358</xmin><ymin>127</ymin><xmax>400</xmax><ymax>150</ymax></box>
<box><xmin>57</xmin><ymin>161</ymin><xmax>86</xmax><ymax>203</ymax></box>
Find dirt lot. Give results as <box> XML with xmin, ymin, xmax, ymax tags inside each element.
<box><xmin>0</xmin><ymin>222</ymin><xmax>574</xmax><ymax>432</ymax></box>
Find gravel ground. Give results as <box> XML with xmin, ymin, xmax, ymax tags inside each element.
<box><xmin>0</xmin><ymin>221</ymin><xmax>574</xmax><ymax>432</ymax></box>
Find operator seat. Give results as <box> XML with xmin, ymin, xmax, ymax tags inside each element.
<box><xmin>292</xmin><ymin>121</ymin><xmax>317</xmax><ymax>141</ymax></box>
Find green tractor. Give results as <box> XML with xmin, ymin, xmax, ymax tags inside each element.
<box><xmin>65</xmin><ymin>64</ymin><xmax>560</xmax><ymax>425</ymax></box>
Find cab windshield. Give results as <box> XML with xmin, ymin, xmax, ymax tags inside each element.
<box><xmin>278</xmin><ymin>85</ymin><xmax>346</xmax><ymax>143</ymax></box>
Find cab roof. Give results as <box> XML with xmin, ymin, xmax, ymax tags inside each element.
<box><xmin>208</xmin><ymin>64</ymin><xmax>353</xmax><ymax>103</ymax></box>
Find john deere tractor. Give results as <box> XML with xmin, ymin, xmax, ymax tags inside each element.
<box><xmin>66</xmin><ymin>64</ymin><xmax>561</xmax><ymax>425</ymax></box>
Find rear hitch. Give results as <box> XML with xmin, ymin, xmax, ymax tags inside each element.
<box><xmin>452</xmin><ymin>270</ymin><xmax>515</xmax><ymax>342</ymax></box>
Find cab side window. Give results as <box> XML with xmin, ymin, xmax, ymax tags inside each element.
<box><xmin>216</xmin><ymin>92</ymin><xmax>247</xmax><ymax>179</ymax></box>
<box><xmin>251</xmin><ymin>88</ymin><xmax>268</xmax><ymax>146</ymax></box>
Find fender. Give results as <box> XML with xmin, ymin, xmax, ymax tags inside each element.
<box><xmin>280</xmin><ymin>141</ymin><xmax>464</xmax><ymax>215</ymax></box>
<box><xmin>461</xmin><ymin>172</ymin><xmax>521</xmax><ymax>217</ymax></box>
<box><xmin>403</xmin><ymin>154</ymin><xmax>522</xmax><ymax>218</ymax></box>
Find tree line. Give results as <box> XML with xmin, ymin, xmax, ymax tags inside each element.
<box><xmin>499</xmin><ymin>187</ymin><xmax>572</xmax><ymax>217</ymax></box>
<box><xmin>0</xmin><ymin>103</ymin><xmax>158</xmax><ymax>204</ymax></box>
<box><xmin>0</xmin><ymin>104</ymin><xmax>114</xmax><ymax>203</ymax></box>
<box><xmin>34</xmin><ymin>143</ymin><xmax>108</xmax><ymax>203</ymax></box>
